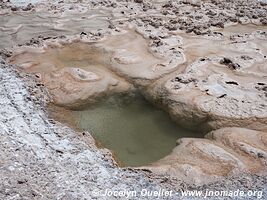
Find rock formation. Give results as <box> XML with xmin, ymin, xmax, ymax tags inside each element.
<box><xmin>143</xmin><ymin>127</ymin><xmax>267</xmax><ymax>185</ymax></box>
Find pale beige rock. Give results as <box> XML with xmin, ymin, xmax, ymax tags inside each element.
<box><xmin>145</xmin><ymin>29</ymin><xmax>267</xmax><ymax>132</ymax></box>
<box><xmin>206</xmin><ymin>127</ymin><xmax>267</xmax><ymax>167</ymax></box>
<box><xmin>9</xmin><ymin>30</ymin><xmax>184</xmax><ymax>108</ymax></box>
<box><xmin>9</xmin><ymin>41</ymin><xmax>132</xmax><ymax>108</ymax></box>
<box><xmin>142</xmin><ymin>127</ymin><xmax>267</xmax><ymax>185</ymax></box>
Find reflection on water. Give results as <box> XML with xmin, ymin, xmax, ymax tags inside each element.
<box><xmin>73</xmin><ymin>93</ymin><xmax>203</xmax><ymax>167</ymax></box>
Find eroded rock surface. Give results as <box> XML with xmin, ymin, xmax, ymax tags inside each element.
<box><xmin>144</xmin><ymin>127</ymin><xmax>267</xmax><ymax>185</ymax></box>
<box><xmin>145</xmin><ymin>29</ymin><xmax>267</xmax><ymax>132</ymax></box>
<box><xmin>9</xmin><ymin>41</ymin><xmax>132</xmax><ymax>108</ymax></box>
<box><xmin>0</xmin><ymin>59</ymin><xmax>174</xmax><ymax>200</ymax></box>
<box><xmin>9</xmin><ymin>31</ymin><xmax>183</xmax><ymax>108</ymax></box>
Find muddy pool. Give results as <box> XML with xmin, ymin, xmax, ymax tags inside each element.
<box><xmin>72</xmin><ymin>93</ymin><xmax>202</xmax><ymax>167</ymax></box>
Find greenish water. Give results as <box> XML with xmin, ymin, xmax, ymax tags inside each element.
<box><xmin>73</xmin><ymin>94</ymin><xmax>202</xmax><ymax>167</ymax></box>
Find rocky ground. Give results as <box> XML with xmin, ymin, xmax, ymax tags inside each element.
<box><xmin>0</xmin><ymin>59</ymin><xmax>175</xmax><ymax>200</ymax></box>
<box><xmin>1</xmin><ymin>56</ymin><xmax>266</xmax><ymax>199</ymax></box>
<box><xmin>0</xmin><ymin>0</ymin><xmax>267</xmax><ymax>199</ymax></box>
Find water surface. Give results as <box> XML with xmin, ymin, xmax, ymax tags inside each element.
<box><xmin>73</xmin><ymin>94</ymin><xmax>202</xmax><ymax>167</ymax></box>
